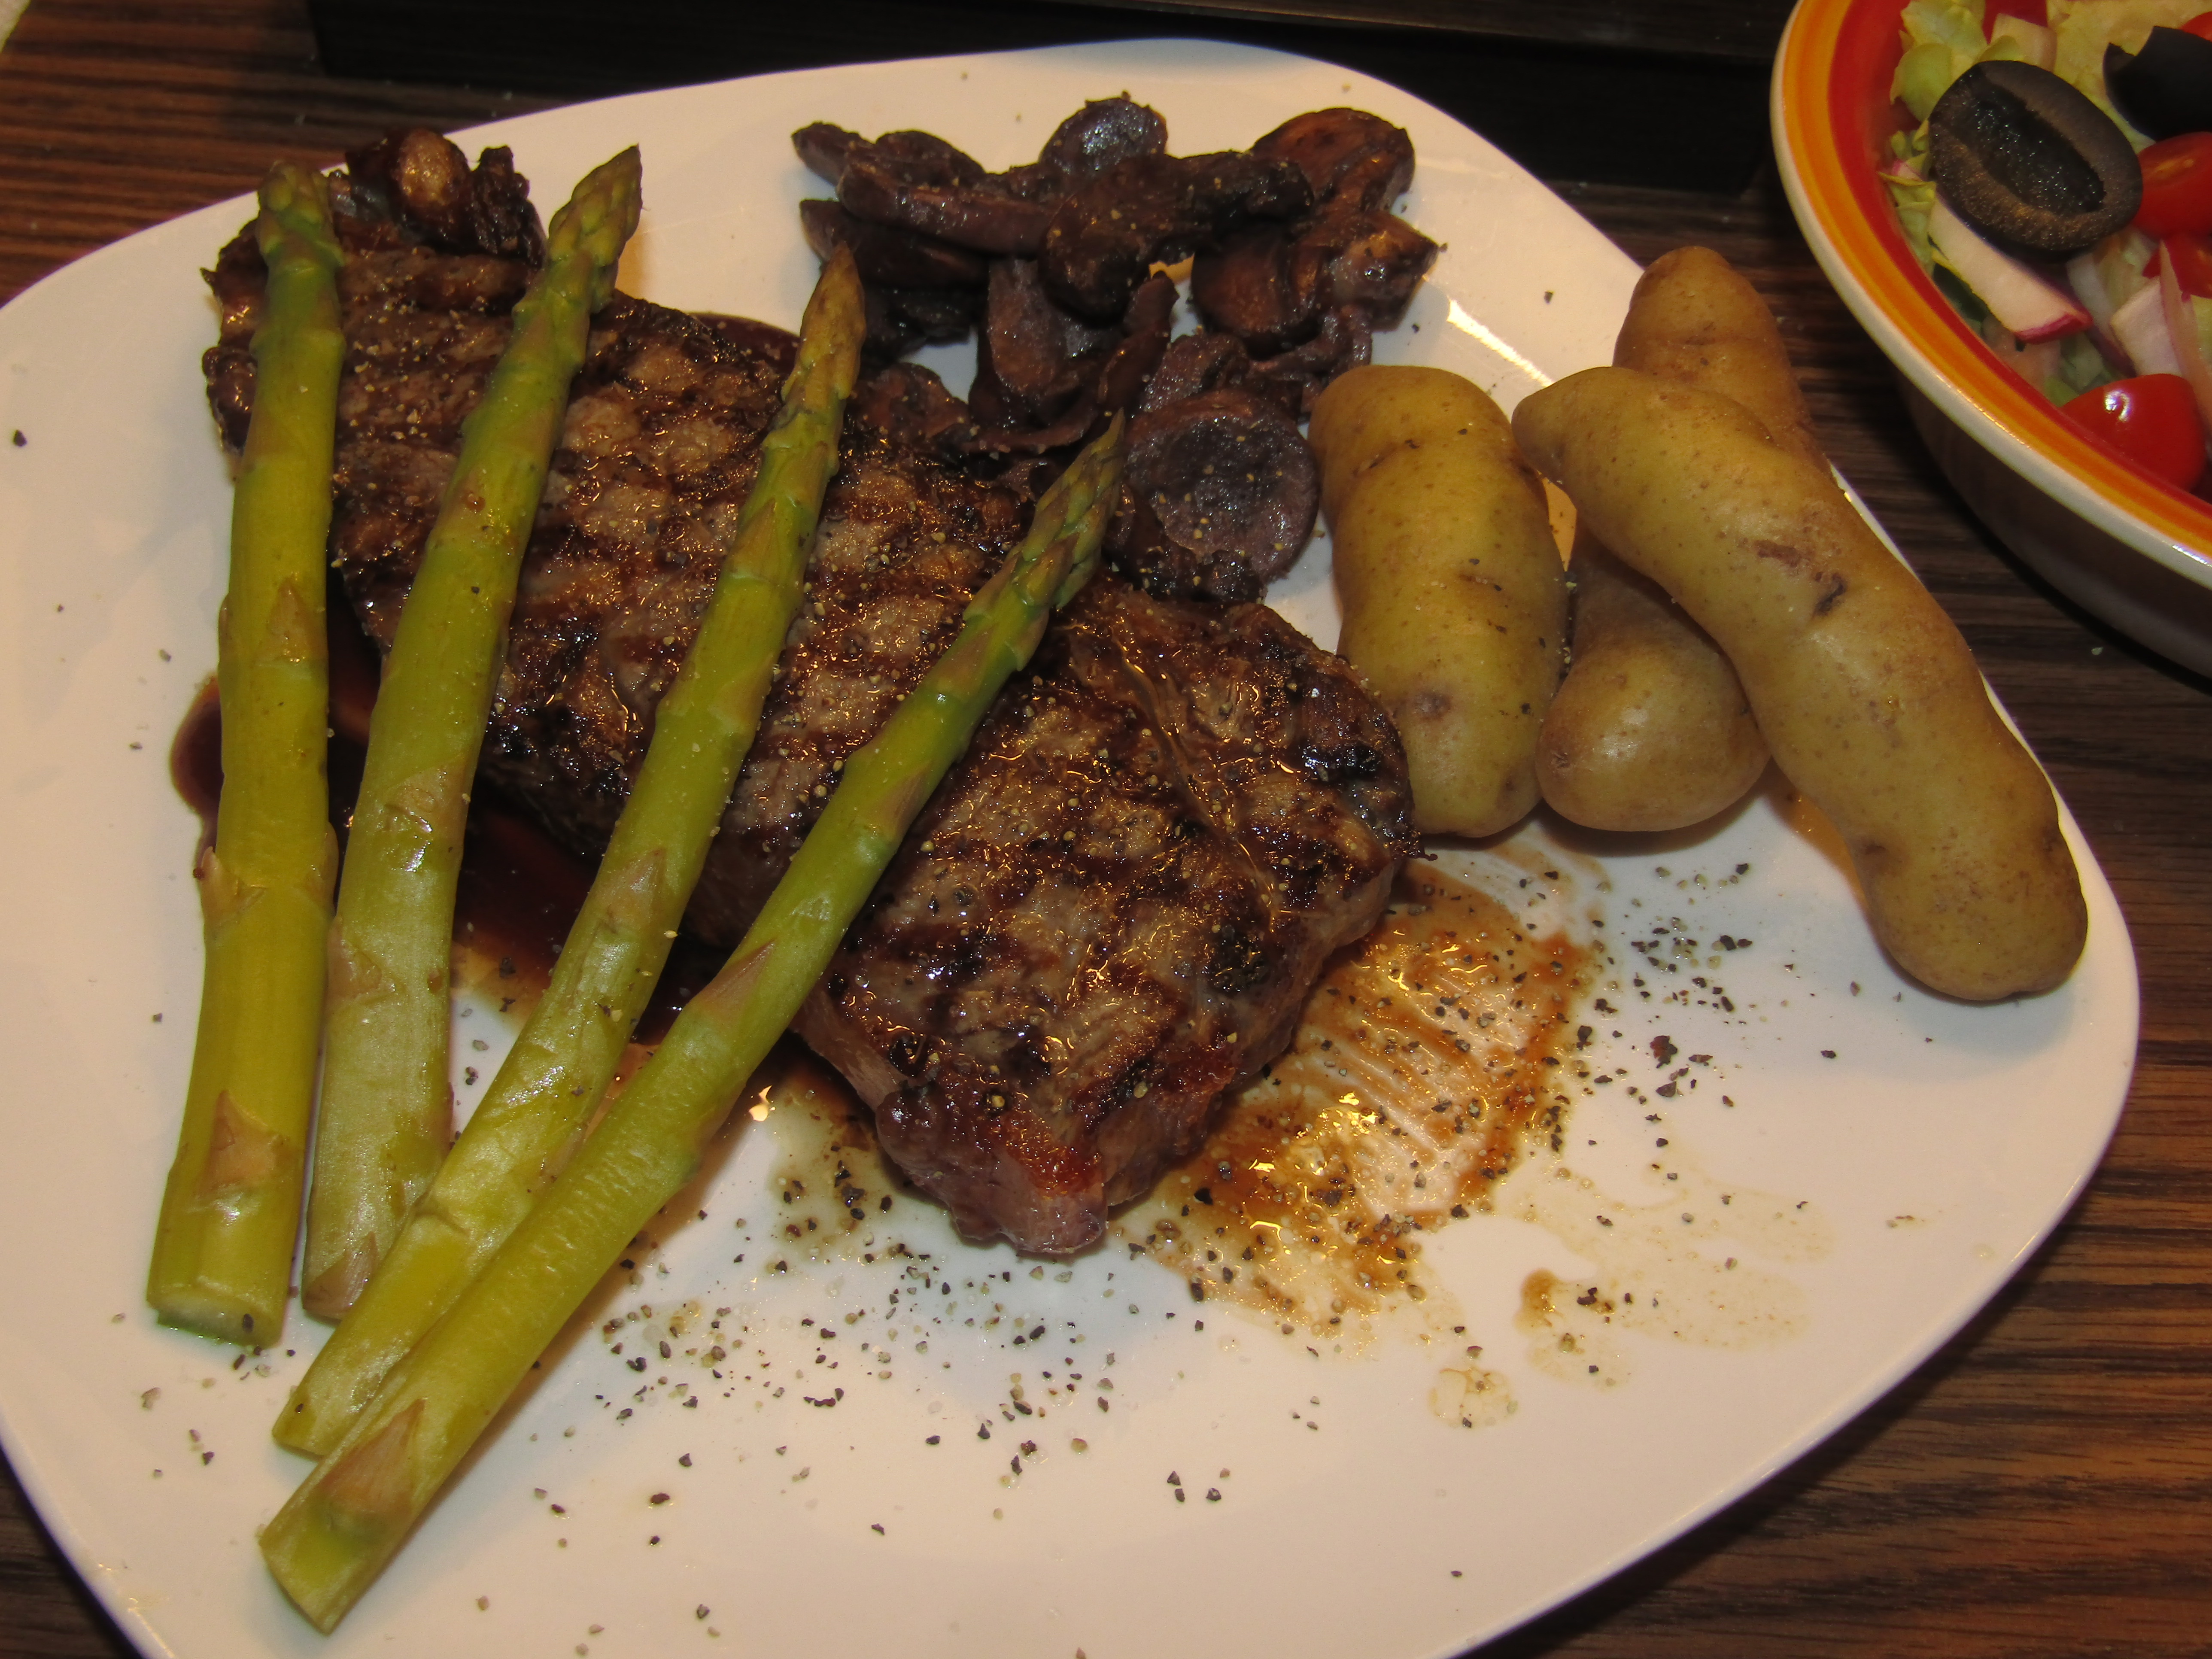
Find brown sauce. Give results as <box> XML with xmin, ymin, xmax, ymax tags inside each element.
<box><xmin>1112</xmin><ymin>866</ymin><xmax>1592</xmax><ymax>1334</ymax></box>
<box><xmin>170</xmin><ymin>589</ymin><xmax>728</xmax><ymax>1044</ymax></box>
<box><xmin>172</xmin><ymin>611</ymin><xmax>1596</xmax><ymax>1331</ymax></box>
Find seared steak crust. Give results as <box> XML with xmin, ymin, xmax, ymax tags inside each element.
<box><xmin>681</xmin><ymin>428</ymin><xmax>1025</xmax><ymax>942</ymax></box>
<box><xmin>202</xmin><ymin>131</ymin><xmax>1413</xmax><ymax>1255</ymax></box>
<box><xmin>469</xmin><ymin>300</ymin><xmax>799</xmax><ymax>849</ymax></box>
<box><xmin>362</xmin><ymin>295</ymin><xmax>1026</xmax><ymax>934</ymax></box>
<box><xmin>796</xmin><ymin>582</ymin><xmax>1415</xmax><ymax>1253</ymax></box>
<box><xmin>204</xmin><ymin>134</ymin><xmax>1029</xmax><ymax>943</ymax></box>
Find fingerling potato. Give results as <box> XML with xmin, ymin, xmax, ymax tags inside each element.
<box><xmin>1541</xmin><ymin>246</ymin><xmax>1816</xmax><ymax>831</ymax></box>
<box><xmin>1513</xmin><ymin>368</ymin><xmax>2086</xmax><ymax>1000</ymax></box>
<box><xmin>1310</xmin><ymin>365</ymin><xmax>1566</xmax><ymax>838</ymax></box>
<box><xmin>1614</xmin><ymin>246</ymin><xmax>1825</xmax><ymax>469</ymax></box>
<box><xmin>1540</xmin><ymin>528</ymin><xmax>1770</xmax><ymax>830</ymax></box>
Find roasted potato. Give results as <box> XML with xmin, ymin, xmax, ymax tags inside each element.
<box><xmin>1310</xmin><ymin>365</ymin><xmax>1567</xmax><ymax>838</ymax></box>
<box><xmin>1612</xmin><ymin>246</ymin><xmax>1825</xmax><ymax>467</ymax></box>
<box><xmin>1513</xmin><ymin>368</ymin><xmax>2086</xmax><ymax>1000</ymax></box>
<box><xmin>1541</xmin><ymin>527</ymin><xmax>1771</xmax><ymax>830</ymax></box>
<box><xmin>1540</xmin><ymin>246</ymin><xmax>1820</xmax><ymax>832</ymax></box>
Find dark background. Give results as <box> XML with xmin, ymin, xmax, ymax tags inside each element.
<box><xmin>305</xmin><ymin>0</ymin><xmax>1793</xmax><ymax>190</ymax></box>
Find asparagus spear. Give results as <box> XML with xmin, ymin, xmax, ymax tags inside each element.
<box><xmin>146</xmin><ymin>163</ymin><xmax>345</xmax><ymax>1347</ymax></box>
<box><xmin>260</xmin><ymin>418</ymin><xmax>1124</xmax><ymax>1632</ymax></box>
<box><xmin>302</xmin><ymin>149</ymin><xmax>641</xmax><ymax>1321</ymax></box>
<box><xmin>274</xmin><ymin>249</ymin><xmax>866</xmax><ymax>1454</ymax></box>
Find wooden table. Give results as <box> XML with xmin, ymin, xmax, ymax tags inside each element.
<box><xmin>2</xmin><ymin>1</ymin><xmax>2206</xmax><ymax>1652</ymax></box>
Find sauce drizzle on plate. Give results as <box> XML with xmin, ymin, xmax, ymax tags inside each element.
<box><xmin>1115</xmin><ymin>866</ymin><xmax>1592</xmax><ymax>1334</ymax></box>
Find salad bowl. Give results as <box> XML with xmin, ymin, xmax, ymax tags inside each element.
<box><xmin>1774</xmin><ymin>0</ymin><xmax>2212</xmax><ymax>675</ymax></box>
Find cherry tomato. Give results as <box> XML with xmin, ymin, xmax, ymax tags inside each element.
<box><xmin>2184</xmin><ymin>10</ymin><xmax>2212</xmax><ymax>39</ymax></box>
<box><xmin>2137</xmin><ymin>132</ymin><xmax>2212</xmax><ymax>238</ymax></box>
<box><xmin>2170</xmin><ymin>232</ymin><xmax>2212</xmax><ymax>296</ymax></box>
<box><xmin>2062</xmin><ymin>373</ymin><xmax>2209</xmax><ymax>491</ymax></box>
<box><xmin>1988</xmin><ymin>0</ymin><xmax>2048</xmax><ymax>24</ymax></box>
<box><xmin>2146</xmin><ymin>235</ymin><xmax>2212</xmax><ymax>294</ymax></box>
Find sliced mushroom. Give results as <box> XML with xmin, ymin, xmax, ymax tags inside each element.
<box><xmin>861</xmin><ymin>283</ymin><xmax>982</xmax><ymax>360</ymax></box>
<box><xmin>1192</xmin><ymin>209</ymin><xmax>1435</xmax><ymax>351</ymax></box>
<box><xmin>1040</xmin><ymin>151</ymin><xmax>1313</xmax><ymax>319</ymax></box>
<box><xmin>979</xmin><ymin>258</ymin><xmax>1120</xmax><ymax>423</ymax></box>
<box><xmin>1139</xmin><ymin>330</ymin><xmax>1254</xmax><ymax>414</ymax></box>
<box><xmin>799</xmin><ymin>199</ymin><xmax>989</xmax><ymax>290</ymax></box>
<box><xmin>1251</xmin><ymin>108</ymin><xmax>1416</xmax><ymax>213</ymax></box>
<box><xmin>1243</xmin><ymin>306</ymin><xmax>1373</xmax><ymax>418</ymax></box>
<box><xmin>1189</xmin><ymin>223</ymin><xmax>1315</xmax><ymax>354</ymax></box>
<box><xmin>1094</xmin><ymin>274</ymin><xmax>1179</xmax><ymax>414</ymax></box>
<box><xmin>1929</xmin><ymin>61</ymin><xmax>2142</xmax><ymax>257</ymax></box>
<box><xmin>837</xmin><ymin>159</ymin><xmax>1055</xmax><ymax>256</ymax></box>
<box><xmin>1041</xmin><ymin>97</ymin><xmax>1170</xmax><ymax>181</ymax></box>
<box><xmin>793</xmin><ymin>122</ymin><xmax>864</xmax><ymax>186</ymax></box>
<box><xmin>974</xmin><ymin>271</ymin><xmax>1176</xmax><ymax>449</ymax></box>
<box><xmin>1301</xmin><ymin>209</ymin><xmax>1438</xmax><ymax>328</ymax></box>
<box><xmin>1108</xmin><ymin>389</ymin><xmax>1320</xmax><ymax>602</ymax></box>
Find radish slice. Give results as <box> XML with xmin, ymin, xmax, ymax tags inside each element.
<box><xmin>2112</xmin><ymin>280</ymin><xmax>2182</xmax><ymax>375</ymax></box>
<box><xmin>1929</xmin><ymin>197</ymin><xmax>2092</xmax><ymax>341</ymax></box>
<box><xmin>2154</xmin><ymin>245</ymin><xmax>2212</xmax><ymax>442</ymax></box>
<box><xmin>2066</xmin><ymin>249</ymin><xmax>2116</xmax><ymax>332</ymax></box>
<box><xmin>2064</xmin><ymin>249</ymin><xmax>2135</xmax><ymax>368</ymax></box>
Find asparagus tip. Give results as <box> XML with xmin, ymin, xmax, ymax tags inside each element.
<box><xmin>255</xmin><ymin>160</ymin><xmax>342</xmax><ymax>270</ymax></box>
<box><xmin>547</xmin><ymin>146</ymin><xmax>644</xmax><ymax>310</ymax></box>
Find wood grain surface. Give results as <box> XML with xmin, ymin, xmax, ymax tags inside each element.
<box><xmin>1</xmin><ymin>0</ymin><xmax>2206</xmax><ymax>1653</ymax></box>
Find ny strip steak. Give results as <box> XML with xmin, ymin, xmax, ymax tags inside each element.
<box><xmin>796</xmin><ymin>582</ymin><xmax>1414</xmax><ymax>1252</ymax></box>
<box><xmin>203</xmin><ymin>131</ymin><xmax>1413</xmax><ymax>1253</ymax></box>
<box><xmin>204</xmin><ymin>134</ymin><xmax>1028</xmax><ymax>946</ymax></box>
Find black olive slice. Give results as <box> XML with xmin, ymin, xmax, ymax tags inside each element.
<box><xmin>2105</xmin><ymin>28</ymin><xmax>2212</xmax><ymax>142</ymax></box>
<box><xmin>1928</xmin><ymin>61</ymin><xmax>2142</xmax><ymax>257</ymax></box>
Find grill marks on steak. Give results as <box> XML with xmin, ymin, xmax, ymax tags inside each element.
<box><xmin>471</xmin><ymin>298</ymin><xmax>806</xmax><ymax>848</ymax></box>
<box><xmin>796</xmin><ymin>583</ymin><xmax>1415</xmax><ymax>1254</ymax></box>
<box><xmin>202</xmin><ymin>130</ymin><xmax>1415</xmax><ymax>1255</ymax></box>
<box><xmin>321</xmin><ymin>268</ymin><xmax>815</xmax><ymax>848</ymax></box>
<box><xmin>422</xmin><ymin>313</ymin><xmax>1027</xmax><ymax>932</ymax></box>
<box><xmin>681</xmin><ymin>428</ymin><xmax>1024</xmax><ymax>943</ymax></box>
<box><xmin>327</xmin><ymin>248</ymin><xmax>539</xmax><ymax>643</ymax></box>
<box><xmin>203</xmin><ymin>134</ymin><xmax>1028</xmax><ymax>940</ymax></box>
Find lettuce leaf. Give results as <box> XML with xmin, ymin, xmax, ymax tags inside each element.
<box><xmin>1893</xmin><ymin>0</ymin><xmax>1993</xmax><ymax>114</ymax></box>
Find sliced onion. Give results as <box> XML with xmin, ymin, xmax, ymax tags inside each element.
<box><xmin>2155</xmin><ymin>243</ymin><xmax>2212</xmax><ymax>444</ymax></box>
<box><xmin>2065</xmin><ymin>248</ymin><xmax>2135</xmax><ymax>368</ymax></box>
<box><xmin>2066</xmin><ymin>249</ymin><xmax>2115</xmax><ymax>333</ymax></box>
<box><xmin>2112</xmin><ymin>280</ymin><xmax>2181</xmax><ymax>376</ymax></box>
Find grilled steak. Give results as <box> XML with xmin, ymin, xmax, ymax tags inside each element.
<box><xmin>203</xmin><ymin>129</ymin><xmax>1414</xmax><ymax>1254</ymax></box>
<box><xmin>478</xmin><ymin>329</ymin><xmax>1030</xmax><ymax>939</ymax></box>
<box><xmin>205</xmin><ymin>135</ymin><xmax>1028</xmax><ymax>940</ymax></box>
<box><xmin>795</xmin><ymin>582</ymin><xmax>1415</xmax><ymax>1253</ymax></box>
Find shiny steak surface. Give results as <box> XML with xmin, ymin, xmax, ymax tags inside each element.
<box><xmin>796</xmin><ymin>582</ymin><xmax>1416</xmax><ymax>1253</ymax></box>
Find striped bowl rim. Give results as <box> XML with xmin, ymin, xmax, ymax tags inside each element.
<box><xmin>1772</xmin><ymin>0</ymin><xmax>2212</xmax><ymax>585</ymax></box>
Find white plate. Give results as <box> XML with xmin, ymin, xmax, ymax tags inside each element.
<box><xmin>0</xmin><ymin>38</ymin><xmax>2137</xmax><ymax>1659</ymax></box>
